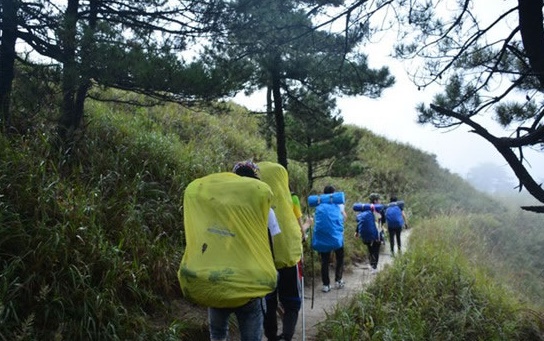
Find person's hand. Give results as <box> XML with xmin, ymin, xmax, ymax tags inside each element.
<box><xmin>301</xmin><ymin>216</ymin><xmax>313</xmax><ymax>241</ymax></box>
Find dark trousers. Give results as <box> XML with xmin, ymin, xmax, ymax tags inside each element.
<box><xmin>319</xmin><ymin>247</ymin><xmax>344</xmax><ymax>286</ymax></box>
<box><xmin>264</xmin><ymin>264</ymin><xmax>302</xmax><ymax>341</ymax></box>
<box><xmin>365</xmin><ymin>242</ymin><xmax>381</xmax><ymax>269</ymax></box>
<box><xmin>388</xmin><ymin>228</ymin><xmax>402</xmax><ymax>253</ymax></box>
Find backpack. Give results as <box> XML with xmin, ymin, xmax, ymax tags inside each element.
<box><xmin>311</xmin><ymin>203</ymin><xmax>344</xmax><ymax>253</ymax></box>
<box><xmin>385</xmin><ymin>205</ymin><xmax>404</xmax><ymax>229</ymax></box>
<box><xmin>357</xmin><ymin>210</ymin><xmax>379</xmax><ymax>243</ymax></box>
<box><xmin>178</xmin><ymin>172</ymin><xmax>277</xmax><ymax>308</ymax></box>
<box><xmin>258</xmin><ymin>161</ymin><xmax>302</xmax><ymax>269</ymax></box>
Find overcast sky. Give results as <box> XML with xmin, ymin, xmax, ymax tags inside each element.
<box><xmin>233</xmin><ymin>52</ymin><xmax>544</xmax><ymax>183</ymax></box>
<box><xmin>233</xmin><ymin>53</ymin><xmax>544</xmax><ymax>189</ymax></box>
<box><xmin>334</xmin><ymin>2</ymin><xmax>544</xmax><ymax>183</ymax></box>
<box><xmin>234</xmin><ymin>2</ymin><xmax>544</xmax><ymax>186</ymax></box>
<box><xmin>335</xmin><ymin>58</ymin><xmax>535</xmax><ymax>180</ymax></box>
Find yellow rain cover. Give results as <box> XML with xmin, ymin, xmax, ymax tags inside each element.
<box><xmin>258</xmin><ymin>162</ymin><xmax>302</xmax><ymax>269</ymax></box>
<box><xmin>178</xmin><ymin>172</ymin><xmax>277</xmax><ymax>308</ymax></box>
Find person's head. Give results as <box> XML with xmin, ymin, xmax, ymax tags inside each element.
<box><xmin>389</xmin><ymin>195</ymin><xmax>398</xmax><ymax>202</ymax></box>
<box><xmin>323</xmin><ymin>185</ymin><xmax>335</xmax><ymax>194</ymax></box>
<box><xmin>232</xmin><ymin>160</ymin><xmax>260</xmax><ymax>179</ymax></box>
<box><xmin>369</xmin><ymin>192</ymin><xmax>380</xmax><ymax>203</ymax></box>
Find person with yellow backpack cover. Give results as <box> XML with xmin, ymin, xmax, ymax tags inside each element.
<box><xmin>258</xmin><ymin>162</ymin><xmax>313</xmax><ymax>341</ymax></box>
<box><xmin>178</xmin><ymin>161</ymin><xmax>280</xmax><ymax>341</ymax></box>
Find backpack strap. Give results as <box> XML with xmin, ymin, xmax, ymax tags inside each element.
<box><xmin>268</xmin><ymin>229</ymin><xmax>275</xmax><ymax>261</ymax></box>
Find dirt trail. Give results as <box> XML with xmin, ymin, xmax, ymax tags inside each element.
<box><xmin>290</xmin><ymin>229</ymin><xmax>411</xmax><ymax>341</ymax></box>
<box><xmin>172</xmin><ymin>231</ymin><xmax>410</xmax><ymax>341</ymax></box>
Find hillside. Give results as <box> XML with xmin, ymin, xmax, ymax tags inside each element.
<box><xmin>0</xmin><ymin>97</ymin><xmax>543</xmax><ymax>340</ymax></box>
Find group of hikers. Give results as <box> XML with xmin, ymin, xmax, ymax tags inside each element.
<box><xmin>178</xmin><ymin>160</ymin><xmax>408</xmax><ymax>341</ymax></box>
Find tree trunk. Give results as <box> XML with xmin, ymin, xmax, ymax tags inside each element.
<box><xmin>58</xmin><ymin>0</ymin><xmax>80</xmax><ymax>142</ymax></box>
<box><xmin>0</xmin><ymin>0</ymin><xmax>18</xmax><ymax>133</ymax></box>
<box><xmin>74</xmin><ymin>81</ymin><xmax>90</xmax><ymax>129</ymax></box>
<box><xmin>306</xmin><ymin>136</ymin><xmax>314</xmax><ymax>190</ymax></box>
<box><xmin>518</xmin><ymin>0</ymin><xmax>544</xmax><ymax>86</ymax></box>
<box><xmin>71</xmin><ymin>0</ymin><xmax>98</xmax><ymax>133</ymax></box>
<box><xmin>266</xmin><ymin>85</ymin><xmax>274</xmax><ymax>149</ymax></box>
<box><xmin>271</xmin><ymin>61</ymin><xmax>288</xmax><ymax>168</ymax></box>
<box><xmin>307</xmin><ymin>164</ymin><xmax>314</xmax><ymax>190</ymax></box>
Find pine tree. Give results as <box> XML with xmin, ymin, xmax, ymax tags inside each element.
<box><xmin>286</xmin><ymin>90</ymin><xmax>360</xmax><ymax>189</ymax></box>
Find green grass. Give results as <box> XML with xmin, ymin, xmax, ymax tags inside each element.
<box><xmin>0</xmin><ymin>97</ymin><xmax>272</xmax><ymax>339</ymax></box>
<box><xmin>1</xmin><ymin>89</ymin><xmax>543</xmax><ymax>339</ymax></box>
<box><xmin>316</xmin><ymin>215</ymin><xmax>544</xmax><ymax>340</ymax></box>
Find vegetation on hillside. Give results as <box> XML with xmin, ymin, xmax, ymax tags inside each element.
<box><xmin>3</xmin><ymin>2</ymin><xmax>544</xmax><ymax>339</ymax></box>
<box><xmin>0</xmin><ymin>98</ymin><xmax>272</xmax><ymax>339</ymax></box>
<box><xmin>317</xmin><ymin>214</ymin><xmax>544</xmax><ymax>340</ymax></box>
<box><xmin>1</xmin><ymin>93</ymin><xmax>543</xmax><ymax>339</ymax></box>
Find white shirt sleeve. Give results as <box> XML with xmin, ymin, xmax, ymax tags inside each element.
<box><xmin>338</xmin><ymin>204</ymin><xmax>347</xmax><ymax>220</ymax></box>
<box><xmin>268</xmin><ymin>208</ymin><xmax>281</xmax><ymax>237</ymax></box>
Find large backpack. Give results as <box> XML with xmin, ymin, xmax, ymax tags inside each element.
<box><xmin>385</xmin><ymin>205</ymin><xmax>404</xmax><ymax>229</ymax></box>
<box><xmin>308</xmin><ymin>192</ymin><xmax>345</xmax><ymax>253</ymax></box>
<box><xmin>311</xmin><ymin>203</ymin><xmax>344</xmax><ymax>253</ymax></box>
<box><xmin>357</xmin><ymin>210</ymin><xmax>379</xmax><ymax>243</ymax></box>
<box><xmin>257</xmin><ymin>161</ymin><xmax>302</xmax><ymax>269</ymax></box>
<box><xmin>178</xmin><ymin>172</ymin><xmax>277</xmax><ymax>308</ymax></box>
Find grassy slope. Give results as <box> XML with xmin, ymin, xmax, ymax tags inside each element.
<box><xmin>0</xmin><ymin>99</ymin><xmax>273</xmax><ymax>340</ymax></box>
<box><xmin>0</xmin><ymin>96</ymin><xmax>542</xmax><ymax>339</ymax></box>
<box><xmin>317</xmin><ymin>214</ymin><xmax>544</xmax><ymax>340</ymax></box>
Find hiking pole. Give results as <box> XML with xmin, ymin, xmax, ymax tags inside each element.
<box><xmin>300</xmin><ymin>243</ymin><xmax>306</xmax><ymax>341</ymax></box>
<box><xmin>310</xmin><ymin>229</ymin><xmax>315</xmax><ymax>310</ymax></box>
<box><xmin>305</xmin><ymin>206</ymin><xmax>315</xmax><ymax>310</ymax></box>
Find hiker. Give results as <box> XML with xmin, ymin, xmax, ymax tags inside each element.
<box><xmin>315</xmin><ymin>185</ymin><xmax>347</xmax><ymax>293</ymax></box>
<box><xmin>178</xmin><ymin>163</ymin><xmax>279</xmax><ymax>341</ymax></box>
<box><xmin>258</xmin><ymin>162</ymin><xmax>311</xmax><ymax>341</ymax></box>
<box><xmin>385</xmin><ymin>195</ymin><xmax>407</xmax><ymax>256</ymax></box>
<box><xmin>354</xmin><ymin>193</ymin><xmax>383</xmax><ymax>274</ymax></box>
<box><xmin>206</xmin><ymin>161</ymin><xmax>281</xmax><ymax>341</ymax></box>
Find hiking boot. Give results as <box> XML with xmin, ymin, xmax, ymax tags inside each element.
<box><xmin>370</xmin><ymin>268</ymin><xmax>378</xmax><ymax>275</ymax></box>
<box><xmin>322</xmin><ymin>285</ymin><xmax>331</xmax><ymax>293</ymax></box>
<box><xmin>335</xmin><ymin>280</ymin><xmax>345</xmax><ymax>289</ymax></box>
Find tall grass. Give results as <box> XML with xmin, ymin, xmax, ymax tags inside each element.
<box><xmin>316</xmin><ymin>215</ymin><xmax>544</xmax><ymax>340</ymax></box>
<box><xmin>2</xmin><ymin>89</ymin><xmax>543</xmax><ymax>339</ymax></box>
<box><xmin>0</xmin><ymin>98</ymin><xmax>272</xmax><ymax>339</ymax></box>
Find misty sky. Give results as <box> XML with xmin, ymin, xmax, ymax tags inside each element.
<box><xmin>234</xmin><ymin>2</ymin><xmax>544</xmax><ymax>185</ymax></box>
<box><xmin>339</xmin><ymin>83</ymin><xmax>544</xmax><ymax>182</ymax></box>
<box><xmin>233</xmin><ymin>58</ymin><xmax>544</xmax><ymax>184</ymax></box>
<box><xmin>335</xmin><ymin>5</ymin><xmax>544</xmax><ymax>183</ymax></box>
<box><xmin>336</xmin><ymin>60</ymin><xmax>544</xmax><ymax>181</ymax></box>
